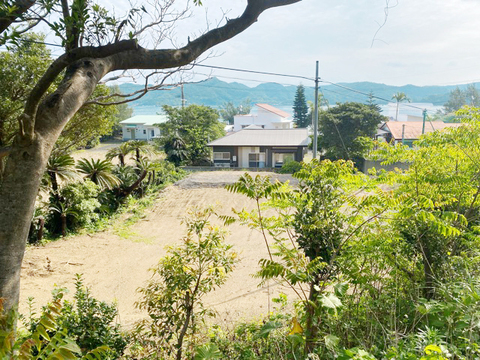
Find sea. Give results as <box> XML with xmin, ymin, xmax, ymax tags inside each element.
<box><xmin>132</xmin><ymin>104</ymin><xmax>445</xmax><ymax>118</ymax></box>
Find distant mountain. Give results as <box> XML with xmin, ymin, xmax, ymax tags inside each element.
<box><xmin>118</xmin><ymin>78</ymin><xmax>478</xmax><ymax>114</ymax></box>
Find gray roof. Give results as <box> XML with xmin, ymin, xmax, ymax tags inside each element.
<box><xmin>120</xmin><ymin>115</ymin><xmax>168</xmax><ymax>126</ymax></box>
<box><xmin>208</xmin><ymin>128</ymin><xmax>310</xmax><ymax>147</ymax></box>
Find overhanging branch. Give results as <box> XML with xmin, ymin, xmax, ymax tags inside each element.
<box><xmin>0</xmin><ymin>0</ymin><xmax>36</xmax><ymax>35</ymax></box>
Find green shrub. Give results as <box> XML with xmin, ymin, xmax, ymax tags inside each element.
<box><xmin>25</xmin><ymin>275</ymin><xmax>127</xmax><ymax>359</ymax></box>
<box><xmin>46</xmin><ymin>180</ymin><xmax>101</xmax><ymax>236</ymax></box>
<box><xmin>2</xmin><ymin>294</ymin><xmax>108</xmax><ymax>359</ymax></box>
<box><xmin>278</xmin><ymin>159</ymin><xmax>302</xmax><ymax>174</ymax></box>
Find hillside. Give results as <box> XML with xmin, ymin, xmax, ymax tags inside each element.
<box><xmin>118</xmin><ymin>78</ymin><xmax>478</xmax><ymax>114</ymax></box>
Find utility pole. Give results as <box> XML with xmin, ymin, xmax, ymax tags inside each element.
<box><xmin>181</xmin><ymin>83</ymin><xmax>186</xmax><ymax>108</ymax></box>
<box><xmin>402</xmin><ymin>124</ymin><xmax>405</xmax><ymax>145</ymax></box>
<box><xmin>421</xmin><ymin>109</ymin><xmax>427</xmax><ymax>135</ymax></box>
<box><xmin>313</xmin><ymin>61</ymin><xmax>319</xmax><ymax>159</ymax></box>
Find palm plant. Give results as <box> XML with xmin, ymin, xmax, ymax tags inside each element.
<box><xmin>49</xmin><ymin>202</ymin><xmax>79</xmax><ymax>237</ymax></box>
<box><xmin>127</xmin><ymin>140</ymin><xmax>157</xmax><ymax>162</ymax></box>
<box><xmin>45</xmin><ymin>153</ymin><xmax>79</xmax><ymax>193</ymax></box>
<box><xmin>163</xmin><ymin>134</ymin><xmax>188</xmax><ymax>166</ymax></box>
<box><xmin>106</xmin><ymin>141</ymin><xmax>157</xmax><ymax>166</ymax></box>
<box><xmin>76</xmin><ymin>158</ymin><xmax>121</xmax><ymax>190</ymax></box>
<box><xmin>392</xmin><ymin>92</ymin><xmax>410</xmax><ymax>121</ymax></box>
<box><xmin>106</xmin><ymin>142</ymin><xmax>132</xmax><ymax>166</ymax></box>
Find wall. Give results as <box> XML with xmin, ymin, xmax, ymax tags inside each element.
<box><xmin>122</xmin><ymin>124</ymin><xmax>160</xmax><ymax>141</ymax></box>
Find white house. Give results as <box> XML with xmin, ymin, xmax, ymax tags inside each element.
<box><xmin>120</xmin><ymin>115</ymin><xmax>167</xmax><ymax>141</ymax></box>
<box><xmin>232</xmin><ymin>103</ymin><xmax>293</xmax><ymax>132</ymax></box>
<box><xmin>208</xmin><ymin>128</ymin><xmax>310</xmax><ymax>168</ymax></box>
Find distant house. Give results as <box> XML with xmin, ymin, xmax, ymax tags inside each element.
<box><xmin>376</xmin><ymin>121</ymin><xmax>463</xmax><ymax>147</ymax></box>
<box><xmin>232</xmin><ymin>104</ymin><xmax>293</xmax><ymax>132</ymax></box>
<box><xmin>207</xmin><ymin>128</ymin><xmax>310</xmax><ymax>168</ymax></box>
<box><xmin>120</xmin><ymin>115</ymin><xmax>167</xmax><ymax>141</ymax></box>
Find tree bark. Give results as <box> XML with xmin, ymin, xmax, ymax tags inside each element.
<box><xmin>0</xmin><ymin>57</ymin><xmax>103</xmax><ymax>311</ymax></box>
<box><xmin>0</xmin><ymin>0</ymin><xmax>302</xmax><ymax>315</ymax></box>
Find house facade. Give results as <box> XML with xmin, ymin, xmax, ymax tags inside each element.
<box><xmin>208</xmin><ymin>128</ymin><xmax>310</xmax><ymax>168</ymax></box>
<box><xmin>120</xmin><ymin>115</ymin><xmax>167</xmax><ymax>141</ymax></box>
<box><xmin>232</xmin><ymin>103</ymin><xmax>293</xmax><ymax>132</ymax></box>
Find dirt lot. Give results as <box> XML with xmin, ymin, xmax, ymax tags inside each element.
<box><xmin>20</xmin><ymin>171</ymin><xmax>298</xmax><ymax>328</ymax></box>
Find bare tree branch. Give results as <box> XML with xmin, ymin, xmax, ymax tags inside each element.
<box><xmin>107</xmin><ymin>0</ymin><xmax>302</xmax><ymax>72</ymax></box>
<box><xmin>20</xmin><ymin>39</ymin><xmax>138</xmax><ymax>142</ymax></box>
<box><xmin>370</xmin><ymin>0</ymin><xmax>398</xmax><ymax>48</ymax></box>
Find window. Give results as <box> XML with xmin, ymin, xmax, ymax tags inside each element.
<box><xmin>151</xmin><ymin>130</ymin><xmax>155</xmax><ymax>137</ymax></box>
<box><xmin>249</xmin><ymin>153</ymin><xmax>265</xmax><ymax>168</ymax></box>
<box><xmin>143</xmin><ymin>129</ymin><xmax>146</xmax><ymax>135</ymax></box>
<box><xmin>213</xmin><ymin>152</ymin><xmax>230</xmax><ymax>160</ymax></box>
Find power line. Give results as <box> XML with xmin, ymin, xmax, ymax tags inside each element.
<box><xmin>197</xmin><ymin>63</ymin><xmax>436</xmax><ymax>113</ymax></box>
<box><xmin>320</xmin><ymin>80</ymin><xmax>427</xmax><ymax>111</ymax></box>
<box><xmin>195</xmin><ymin>64</ymin><xmax>315</xmax><ymax>82</ymax></box>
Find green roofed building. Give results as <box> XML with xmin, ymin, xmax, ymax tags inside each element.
<box><xmin>120</xmin><ymin>115</ymin><xmax>168</xmax><ymax>141</ymax></box>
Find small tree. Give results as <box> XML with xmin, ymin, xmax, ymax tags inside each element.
<box><xmin>134</xmin><ymin>207</ymin><xmax>238</xmax><ymax>360</ymax></box>
<box><xmin>392</xmin><ymin>92</ymin><xmax>410</xmax><ymax>121</ymax></box>
<box><xmin>159</xmin><ymin>105</ymin><xmax>225</xmax><ymax>165</ymax></box>
<box><xmin>219</xmin><ymin>100</ymin><xmax>252</xmax><ymax>125</ymax></box>
<box><xmin>444</xmin><ymin>84</ymin><xmax>480</xmax><ymax>113</ymax></box>
<box><xmin>293</xmin><ymin>84</ymin><xmax>309</xmax><ymax>128</ymax></box>
<box><xmin>319</xmin><ymin>102</ymin><xmax>386</xmax><ymax>162</ymax></box>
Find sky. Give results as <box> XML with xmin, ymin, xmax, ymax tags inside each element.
<box><xmin>44</xmin><ymin>0</ymin><xmax>480</xmax><ymax>88</ymax></box>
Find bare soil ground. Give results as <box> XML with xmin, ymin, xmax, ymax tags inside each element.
<box><xmin>20</xmin><ymin>171</ymin><xmax>298</xmax><ymax>328</ymax></box>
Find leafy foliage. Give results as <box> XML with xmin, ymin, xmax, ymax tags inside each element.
<box><xmin>158</xmin><ymin>105</ymin><xmax>225</xmax><ymax>165</ymax></box>
<box><xmin>133</xmin><ymin>207</ymin><xmax>238</xmax><ymax>360</ymax></box>
<box><xmin>277</xmin><ymin>159</ymin><xmax>302</xmax><ymax>174</ymax></box>
<box><xmin>76</xmin><ymin>158</ymin><xmax>120</xmax><ymax>190</ymax></box>
<box><xmin>29</xmin><ymin>275</ymin><xmax>128</xmax><ymax>359</ymax></box>
<box><xmin>1</xmin><ymin>293</ymin><xmax>109</xmax><ymax>359</ymax></box>
<box><xmin>318</xmin><ymin>102</ymin><xmax>386</xmax><ymax>162</ymax></box>
<box><xmin>219</xmin><ymin>100</ymin><xmax>252</xmax><ymax>125</ymax></box>
<box><xmin>444</xmin><ymin>84</ymin><xmax>480</xmax><ymax>113</ymax></box>
<box><xmin>46</xmin><ymin>180</ymin><xmax>101</xmax><ymax>236</ymax></box>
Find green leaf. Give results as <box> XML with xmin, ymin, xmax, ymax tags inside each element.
<box><xmin>320</xmin><ymin>293</ymin><xmax>342</xmax><ymax>310</ymax></box>
<box><xmin>325</xmin><ymin>334</ymin><xmax>340</xmax><ymax>350</ymax></box>
<box><xmin>257</xmin><ymin>321</ymin><xmax>283</xmax><ymax>339</ymax></box>
<box><xmin>36</xmin><ymin>324</ymin><xmax>50</xmax><ymax>341</ymax></box>
<box><xmin>424</xmin><ymin>344</ymin><xmax>442</xmax><ymax>355</ymax></box>
<box><xmin>194</xmin><ymin>344</ymin><xmax>222</xmax><ymax>360</ymax></box>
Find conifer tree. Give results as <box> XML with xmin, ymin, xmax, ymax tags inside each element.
<box><xmin>293</xmin><ymin>84</ymin><xmax>309</xmax><ymax>128</ymax></box>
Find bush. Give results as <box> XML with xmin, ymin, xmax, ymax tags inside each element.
<box><xmin>25</xmin><ymin>275</ymin><xmax>127</xmax><ymax>359</ymax></box>
<box><xmin>278</xmin><ymin>159</ymin><xmax>302</xmax><ymax>174</ymax></box>
<box><xmin>46</xmin><ymin>180</ymin><xmax>101</xmax><ymax>236</ymax></box>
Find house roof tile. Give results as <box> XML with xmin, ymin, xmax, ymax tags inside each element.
<box><xmin>208</xmin><ymin>128</ymin><xmax>310</xmax><ymax>147</ymax></box>
<box><xmin>255</xmin><ymin>103</ymin><xmax>291</xmax><ymax>118</ymax></box>
<box><xmin>382</xmin><ymin>121</ymin><xmax>463</xmax><ymax>140</ymax></box>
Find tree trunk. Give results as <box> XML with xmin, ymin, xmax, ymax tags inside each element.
<box><xmin>37</xmin><ymin>217</ymin><xmax>45</xmax><ymax>243</ymax></box>
<box><xmin>121</xmin><ymin>170</ymin><xmax>147</xmax><ymax>199</ymax></box>
<box><xmin>422</xmin><ymin>246</ymin><xmax>435</xmax><ymax>300</ymax></box>
<box><xmin>305</xmin><ymin>278</ymin><xmax>320</xmax><ymax>354</ymax></box>
<box><xmin>0</xmin><ymin>138</ymin><xmax>51</xmax><ymax>312</ymax></box>
<box><xmin>0</xmin><ymin>58</ymin><xmax>102</xmax><ymax>312</ymax></box>
<box><xmin>60</xmin><ymin>214</ymin><xmax>67</xmax><ymax>237</ymax></box>
<box><xmin>176</xmin><ymin>292</ymin><xmax>193</xmax><ymax>360</ymax></box>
